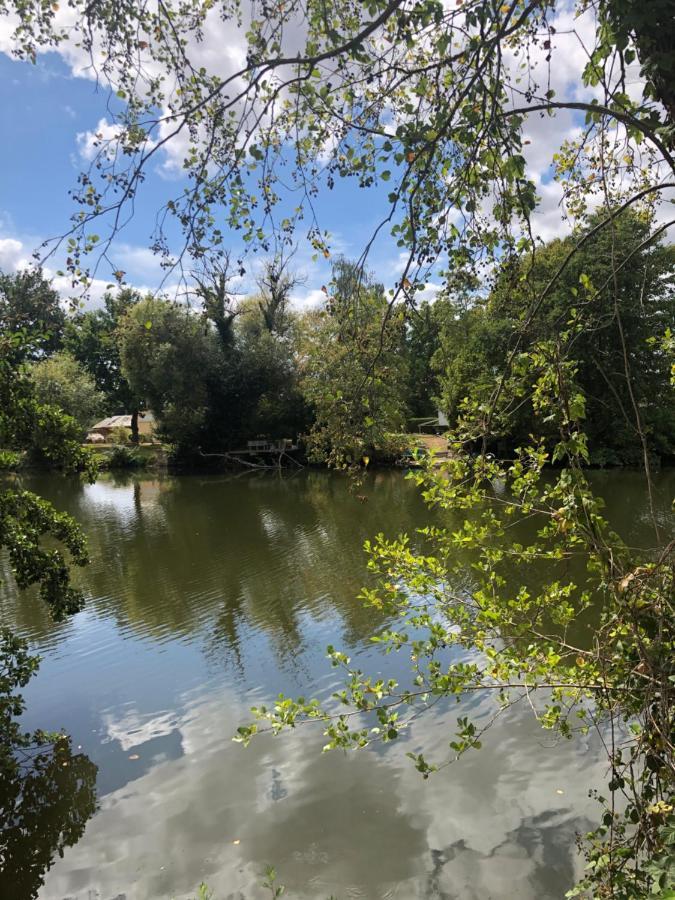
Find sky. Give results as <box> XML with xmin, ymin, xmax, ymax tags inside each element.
<box><xmin>0</xmin><ymin>3</ymin><xmax>670</xmax><ymax>310</ymax></box>
<box><xmin>0</xmin><ymin>42</ymin><xmax>411</xmax><ymax>308</ymax></box>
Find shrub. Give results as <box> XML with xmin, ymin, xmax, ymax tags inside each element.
<box><xmin>0</xmin><ymin>450</ymin><xmax>23</xmax><ymax>471</ymax></box>
<box><xmin>103</xmin><ymin>446</ymin><xmax>147</xmax><ymax>469</ymax></box>
<box><xmin>107</xmin><ymin>426</ymin><xmax>131</xmax><ymax>446</ymax></box>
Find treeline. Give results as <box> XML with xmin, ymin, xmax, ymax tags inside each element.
<box><xmin>1</xmin><ymin>209</ymin><xmax>673</xmax><ymax>467</ymax></box>
<box><xmin>409</xmin><ymin>209</ymin><xmax>675</xmax><ymax>466</ymax></box>
<box><xmin>0</xmin><ymin>257</ymin><xmax>411</xmax><ymax>466</ymax></box>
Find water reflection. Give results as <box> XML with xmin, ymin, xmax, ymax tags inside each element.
<box><xmin>36</xmin><ymin>688</ymin><xmax>602</xmax><ymax>900</ymax></box>
<box><xmin>0</xmin><ymin>736</ymin><xmax>97</xmax><ymax>900</ymax></box>
<box><xmin>6</xmin><ymin>472</ymin><xmax>432</xmax><ymax>663</ymax></box>
<box><xmin>0</xmin><ymin>469</ymin><xmax>670</xmax><ymax>898</ymax></box>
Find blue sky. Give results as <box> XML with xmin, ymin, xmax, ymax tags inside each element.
<box><xmin>1</xmin><ymin>4</ymin><xmax>660</xmax><ymax>308</ymax></box>
<box><xmin>0</xmin><ymin>49</ymin><xmax>411</xmax><ymax>307</ymax></box>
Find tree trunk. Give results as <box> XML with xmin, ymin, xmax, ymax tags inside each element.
<box><xmin>130</xmin><ymin>408</ymin><xmax>139</xmax><ymax>444</ymax></box>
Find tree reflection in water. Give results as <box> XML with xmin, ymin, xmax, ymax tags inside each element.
<box><xmin>0</xmin><ymin>631</ymin><xmax>97</xmax><ymax>900</ymax></box>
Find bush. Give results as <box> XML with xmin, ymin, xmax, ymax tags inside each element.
<box><xmin>107</xmin><ymin>426</ymin><xmax>131</xmax><ymax>446</ymax></box>
<box><xmin>0</xmin><ymin>450</ymin><xmax>23</xmax><ymax>471</ymax></box>
<box><xmin>30</xmin><ymin>351</ymin><xmax>104</xmax><ymax>432</ymax></box>
<box><xmin>102</xmin><ymin>446</ymin><xmax>147</xmax><ymax>469</ymax></box>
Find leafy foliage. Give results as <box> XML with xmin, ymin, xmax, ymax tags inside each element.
<box><xmin>117</xmin><ymin>285</ymin><xmax>311</xmax><ymax>458</ymax></box>
<box><xmin>118</xmin><ymin>296</ymin><xmax>223</xmax><ymax>454</ymax></box>
<box><xmin>299</xmin><ymin>258</ymin><xmax>409</xmax><ymax>467</ymax></box>
<box><xmin>435</xmin><ymin>211</ymin><xmax>675</xmax><ymax>464</ymax></box>
<box><xmin>403</xmin><ymin>300</ymin><xmax>442</xmax><ymax>419</ymax></box>
<box><xmin>0</xmin><ymin>269</ymin><xmax>64</xmax><ymax>361</ymax></box>
<box><xmin>1</xmin><ymin>0</ymin><xmax>671</xmax><ymax>294</ymax></box>
<box><xmin>30</xmin><ymin>350</ymin><xmax>105</xmax><ymax>433</ymax></box>
<box><xmin>101</xmin><ymin>445</ymin><xmax>149</xmax><ymax>469</ymax></box>
<box><xmin>0</xmin><ymin>311</ymin><xmax>98</xmax><ymax>896</ymax></box>
<box><xmin>63</xmin><ymin>288</ymin><xmax>142</xmax><ymax>418</ymax></box>
<box><xmin>0</xmin><ymin>332</ymin><xmax>95</xmax><ymax>617</ymax></box>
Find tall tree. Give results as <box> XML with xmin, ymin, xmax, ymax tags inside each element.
<box><xmin>403</xmin><ymin>300</ymin><xmax>442</xmax><ymax>418</ymax></box>
<box><xmin>0</xmin><ymin>269</ymin><xmax>64</xmax><ymax>361</ymax></box>
<box><xmin>0</xmin><ymin>330</ymin><xmax>95</xmax><ymax>617</ymax></box>
<box><xmin>193</xmin><ymin>257</ymin><xmax>241</xmax><ymax>349</ymax></box>
<box><xmin>119</xmin><ymin>292</ymin><xmax>309</xmax><ymax>455</ymax></box>
<box><xmin>255</xmin><ymin>254</ymin><xmax>301</xmax><ymax>337</ymax></box>
<box><xmin>435</xmin><ymin>211</ymin><xmax>675</xmax><ymax>463</ymax></box>
<box><xmin>118</xmin><ymin>296</ymin><xmax>222</xmax><ymax>454</ymax></box>
<box><xmin>235</xmin><ymin>296</ymin><xmax>310</xmax><ymax>440</ymax></box>
<box><xmin>64</xmin><ymin>289</ymin><xmax>142</xmax><ymax>439</ymax></box>
<box><xmin>491</xmin><ymin>210</ymin><xmax>675</xmax><ymax>463</ymax></box>
<box><xmin>299</xmin><ymin>258</ymin><xmax>409</xmax><ymax>466</ymax></box>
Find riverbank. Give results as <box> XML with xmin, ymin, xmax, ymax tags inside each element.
<box><xmin>83</xmin><ymin>432</ymin><xmax>448</xmax><ymax>472</ymax></box>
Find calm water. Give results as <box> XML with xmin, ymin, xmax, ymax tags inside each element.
<box><xmin>1</xmin><ymin>468</ymin><xmax>673</xmax><ymax>899</ymax></box>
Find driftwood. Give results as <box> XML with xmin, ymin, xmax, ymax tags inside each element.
<box><xmin>198</xmin><ymin>449</ymin><xmax>304</xmax><ymax>470</ymax></box>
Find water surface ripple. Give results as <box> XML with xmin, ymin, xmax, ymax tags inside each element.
<box><xmin>1</xmin><ymin>468</ymin><xmax>671</xmax><ymax>899</ymax></box>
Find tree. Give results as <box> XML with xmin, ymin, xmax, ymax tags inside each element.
<box><xmin>193</xmin><ymin>258</ymin><xmax>242</xmax><ymax>349</ymax></box>
<box><xmin>0</xmin><ymin>330</ymin><xmax>99</xmax><ymax>893</ymax></box>
<box><xmin>63</xmin><ymin>289</ymin><xmax>142</xmax><ymax>439</ymax></box>
<box><xmin>255</xmin><ymin>255</ymin><xmax>301</xmax><ymax>337</ymax></box>
<box><xmin>119</xmin><ymin>291</ymin><xmax>310</xmax><ymax>456</ymax></box>
<box><xmin>0</xmin><ymin>335</ymin><xmax>94</xmax><ymax>616</ymax></box>
<box><xmin>434</xmin><ymin>211</ymin><xmax>675</xmax><ymax>464</ymax></box>
<box><xmin>402</xmin><ymin>301</ymin><xmax>441</xmax><ymax>419</ymax></box>
<box><xmin>503</xmin><ymin>210</ymin><xmax>675</xmax><ymax>465</ymax></box>
<box><xmin>435</xmin><ymin>299</ymin><xmax>513</xmax><ymax>434</ymax></box>
<box><xmin>0</xmin><ymin>269</ymin><xmax>64</xmax><ymax>361</ymax></box>
<box><xmin>118</xmin><ymin>296</ymin><xmax>226</xmax><ymax>454</ymax></box>
<box><xmin>299</xmin><ymin>258</ymin><xmax>409</xmax><ymax>466</ymax></box>
<box><xmin>235</xmin><ymin>297</ymin><xmax>310</xmax><ymax>441</ymax></box>
<box><xmin>30</xmin><ymin>351</ymin><xmax>105</xmax><ymax>433</ymax></box>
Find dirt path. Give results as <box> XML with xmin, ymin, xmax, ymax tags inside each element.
<box><xmin>413</xmin><ymin>434</ymin><xmax>448</xmax><ymax>452</ymax></box>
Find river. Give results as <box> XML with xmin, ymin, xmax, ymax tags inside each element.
<box><xmin>1</xmin><ymin>468</ymin><xmax>673</xmax><ymax>899</ymax></box>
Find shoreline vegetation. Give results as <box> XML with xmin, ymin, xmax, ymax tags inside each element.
<box><xmin>2</xmin><ymin>430</ymin><xmax>671</xmax><ymax>476</ymax></box>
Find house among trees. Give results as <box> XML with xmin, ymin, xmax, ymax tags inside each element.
<box><xmin>87</xmin><ymin>412</ymin><xmax>155</xmax><ymax>442</ymax></box>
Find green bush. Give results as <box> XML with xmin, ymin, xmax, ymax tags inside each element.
<box><xmin>0</xmin><ymin>450</ymin><xmax>23</xmax><ymax>471</ymax></box>
<box><xmin>107</xmin><ymin>426</ymin><xmax>131</xmax><ymax>446</ymax></box>
<box><xmin>102</xmin><ymin>446</ymin><xmax>147</xmax><ymax>469</ymax></box>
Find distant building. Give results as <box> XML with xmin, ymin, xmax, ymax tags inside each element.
<box><xmin>87</xmin><ymin>412</ymin><xmax>155</xmax><ymax>441</ymax></box>
<box><xmin>416</xmin><ymin>410</ymin><xmax>449</xmax><ymax>433</ymax></box>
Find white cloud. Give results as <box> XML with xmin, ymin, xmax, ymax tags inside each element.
<box><xmin>0</xmin><ymin>9</ymin><xmax>20</xmax><ymax>55</ymax></box>
<box><xmin>76</xmin><ymin>117</ymin><xmax>158</xmax><ymax>163</ymax></box>
<box><xmin>114</xmin><ymin>243</ymin><xmax>175</xmax><ymax>280</ymax></box>
<box><xmin>37</xmin><ymin>681</ymin><xmax>608</xmax><ymax>900</ymax></box>
<box><xmin>415</xmin><ymin>281</ymin><xmax>442</xmax><ymax>304</ymax></box>
<box><xmin>51</xmin><ymin>273</ymin><xmax>117</xmax><ymax>309</ymax></box>
<box><xmin>75</xmin><ymin>118</ymin><xmax>119</xmax><ymax>162</ymax></box>
<box><xmin>0</xmin><ymin>236</ymin><xmax>29</xmax><ymax>271</ymax></box>
<box><xmin>289</xmin><ymin>287</ymin><xmax>326</xmax><ymax>310</ymax></box>
<box><xmin>0</xmin><ymin>223</ymin><xmax>182</xmax><ymax>308</ymax></box>
<box><xmin>103</xmin><ymin>707</ymin><xmax>180</xmax><ymax>753</ymax></box>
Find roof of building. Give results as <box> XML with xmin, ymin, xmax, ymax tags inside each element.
<box><xmin>91</xmin><ymin>412</ymin><xmax>155</xmax><ymax>430</ymax></box>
